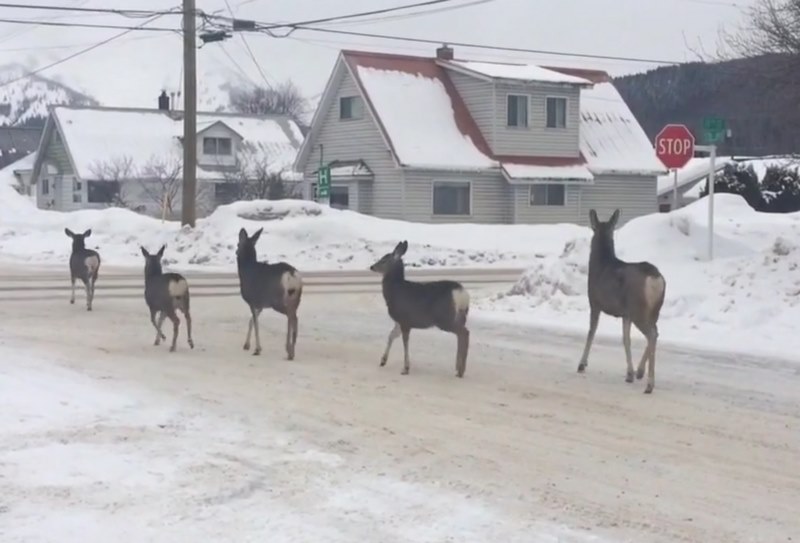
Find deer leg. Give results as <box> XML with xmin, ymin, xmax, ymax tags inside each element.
<box><xmin>286</xmin><ymin>310</ymin><xmax>298</xmax><ymax>360</ymax></box>
<box><xmin>455</xmin><ymin>327</ymin><xmax>470</xmax><ymax>378</ymax></box>
<box><xmin>636</xmin><ymin>343</ymin><xmax>651</xmax><ymax>380</ymax></box>
<box><xmin>182</xmin><ymin>306</ymin><xmax>194</xmax><ymax>349</ymax></box>
<box><xmin>69</xmin><ymin>275</ymin><xmax>76</xmax><ymax>304</ymax></box>
<box><xmin>154</xmin><ymin>312</ymin><xmax>167</xmax><ymax>345</ymax></box>
<box><xmin>243</xmin><ymin>316</ymin><xmax>254</xmax><ymax>350</ymax></box>
<box><xmin>167</xmin><ymin>310</ymin><xmax>180</xmax><ymax>352</ymax></box>
<box><xmin>250</xmin><ymin>308</ymin><xmax>263</xmax><ymax>356</ymax></box>
<box><xmin>400</xmin><ymin>325</ymin><xmax>411</xmax><ymax>375</ymax></box>
<box><xmin>83</xmin><ymin>279</ymin><xmax>92</xmax><ymax>311</ymax></box>
<box><xmin>578</xmin><ymin>306</ymin><xmax>600</xmax><ymax>372</ymax></box>
<box><xmin>623</xmin><ymin>317</ymin><xmax>634</xmax><ymax>382</ymax></box>
<box><xmin>644</xmin><ymin>325</ymin><xmax>658</xmax><ymax>394</ymax></box>
<box><xmin>380</xmin><ymin>323</ymin><xmax>400</xmax><ymax>367</ymax></box>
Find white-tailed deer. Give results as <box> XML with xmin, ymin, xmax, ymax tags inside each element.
<box><xmin>65</xmin><ymin>228</ymin><xmax>101</xmax><ymax>311</ymax></box>
<box><xmin>236</xmin><ymin>227</ymin><xmax>303</xmax><ymax>359</ymax></box>
<box><xmin>370</xmin><ymin>241</ymin><xmax>470</xmax><ymax>377</ymax></box>
<box><xmin>140</xmin><ymin>245</ymin><xmax>194</xmax><ymax>352</ymax></box>
<box><xmin>577</xmin><ymin>209</ymin><xmax>666</xmax><ymax>394</ymax></box>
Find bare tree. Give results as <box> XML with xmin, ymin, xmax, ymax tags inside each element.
<box><xmin>138</xmin><ymin>155</ymin><xmax>183</xmax><ymax>220</ymax></box>
<box><xmin>88</xmin><ymin>156</ymin><xmax>138</xmax><ymax>210</ymax></box>
<box><xmin>228</xmin><ymin>80</ymin><xmax>309</xmax><ymax>126</ymax></box>
<box><xmin>220</xmin><ymin>151</ymin><xmax>298</xmax><ymax>203</ymax></box>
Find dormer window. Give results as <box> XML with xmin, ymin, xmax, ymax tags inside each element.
<box><xmin>339</xmin><ymin>96</ymin><xmax>363</xmax><ymax>120</ymax></box>
<box><xmin>546</xmin><ymin>97</ymin><xmax>567</xmax><ymax>129</ymax></box>
<box><xmin>507</xmin><ymin>95</ymin><xmax>528</xmax><ymax>128</ymax></box>
<box><xmin>203</xmin><ymin>136</ymin><xmax>232</xmax><ymax>155</ymax></box>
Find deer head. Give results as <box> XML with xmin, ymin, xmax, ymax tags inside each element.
<box><xmin>65</xmin><ymin>228</ymin><xmax>92</xmax><ymax>251</ymax></box>
<box><xmin>370</xmin><ymin>240</ymin><xmax>408</xmax><ymax>275</ymax></box>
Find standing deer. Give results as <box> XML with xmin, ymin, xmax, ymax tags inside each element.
<box><xmin>577</xmin><ymin>209</ymin><xmax>666</xmax><ymax>394</ymax></box>
<box><xmin>65</xmin><ymin>228</ymin><xmax>101</xmax><ymax>311</ymax></box>
<box><xmin>236</xmin><ymin>227</ymin><xmax>303</xmax><ymax>359</ymax></box>
<box><xmin>370</xmin><ymin>241</ymin><xmax>470</xmax><ymax>377</ymax></box>
<box><xmin>140</xmin><ymin>245</ymin><xmax>194</xmax><ymax>352</ymax></box>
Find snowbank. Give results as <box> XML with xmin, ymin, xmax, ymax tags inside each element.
<box><xmin>479</xmin><ymin>194</ymin><xmax>800</xmax><ymax>359</ymax></box>
<box><xmin>0</xmin><ymin>163</ymin><xmax>581</xmax><ymax>270</ymax></box>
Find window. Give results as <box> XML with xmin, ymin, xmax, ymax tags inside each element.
<box><xmin>507</xmin><ymin>95</ymin><xmax>528</xmax><ymax>127</ymax></box>
<box><xmin>659</xmin><ymin>203</ymin><xmax>672</xmax><ymax>213</ymax></box>
<box><xmin>329</xmin><ymin>186</ymin><xmax>349</xmax><ymax>209</ymax></box>
<box><xmin>214</xmin><ymin>182</ymin><xmax>239</xmax><ymax>205</ymax></box>
<box><xmin>41</xmin><ymin>179</ymin><xmax>49</xmax><ymax>195</ymax></box>
<box><xmin>546</xmin><ymin>97</ymin><xmax>567</xmax><ymax>129</ymax></box>
<box><xmin>88</xmin><ymin>181</ymin><xmax>120</xmax><ymax>204</ymax></box>
<box><xmin>73</xmin><ymin>193</ymin><xmax>82</xmax><ymax>203</ymax></box>
<box><xmin>339</xmin><ymin>96</ymin><xmax>363</xmax><ymax>120</ymax></box>
<box><xmin>73</xmin><ymin>179</ymin><xmax>82</xmax><ymax>191</ymax></box>
<box><xmin>203</xmin><ymin>136</ymin><xmax>232</xmax><ymax>155</ymax></box>
<box><xmin>530</xmin><ymin>184</ymin><xmax>565</xmax><ymax>206</ymax></box>
<box><xmin>433</xmin><ymin>182</ymin><xmax>470</xmax><ymax>216</ymax></box>
<box><xmin>72</xmin><ymin>178</ymin><xmax>82</xmax><ymax>203</ymax></box>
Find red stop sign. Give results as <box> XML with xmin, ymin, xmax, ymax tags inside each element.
<box><xmin>655</xmin><ymin>124</ymin><xmax>695</xmax><ymax>169</ymax></box>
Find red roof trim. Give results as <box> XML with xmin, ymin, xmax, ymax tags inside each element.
<box><xmin>496</xmin><ymin>154</ymin><xmax>587</xmax><ymax>166</ymax></box>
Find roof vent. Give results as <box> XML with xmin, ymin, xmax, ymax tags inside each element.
<box><xmin>436</xmin><ymin>44</ymin><xmax>454</xmax><ymax>60</ymax></box>
<box><xmin>158</xmin><ymin>90</ymin><xmax>169</xmax><ymax>111</ymax></box>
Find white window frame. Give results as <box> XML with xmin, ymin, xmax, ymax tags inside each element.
<box><xmin>545</xmin><ymin>96</ymin><xmax>568</xmax><ymax>129</ymax></box>
<box><xmin>203</xmin><ymin>136</ymin><xmax>233</xmax><ymax>156</ymax></box>
<box><xmin>529</xmin><ymin>184</ymin><xmax>566</xmax><ymax>207</ymax></box>
<box><xmin>339</xmin><ymin>95</ymin><xmax>363</xmax><ymax>121</ymax></box>
<box><xmin>432</xmin><ymin>181</ymin><xmax>472</xmax><ymax>216</ymax></box>
<box><xmin>506</xmin><ymin>93</ymin><xmax>530</xmax><ymax>128</ymax></box>
<box><xmin>41</xmin><ymin>178</ymin><xmax>50</xmax><ymax>195</ymax></box>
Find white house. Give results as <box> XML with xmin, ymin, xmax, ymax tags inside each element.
<box><xmin>30</xmin><ymin>98</ymin><xmax>304</xmax><ymax>218</ymax></box>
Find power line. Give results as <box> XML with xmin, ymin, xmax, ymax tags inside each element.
<box><xmin>0</xmin><ymin>2</ymin><xmax>181</xmax><ymax>18</ymax></box>
<box><xmin>0</xmin><ymin>17</ymin><xmax>180</xmax><ymax>32</ymax></box>
<box><xmin>0</xmin><ymin>13</ymin><xmax>170</xmax><ymax>90</ymax></box>
<box><xmin>222</xmin><ymin>0</ymin><xmax>274</xmax><ymax>89</ymax></box>
<box><xmin>320</xmin><ymin>0</ymin><xmax>496</xmax><ymax>27</ymax></box>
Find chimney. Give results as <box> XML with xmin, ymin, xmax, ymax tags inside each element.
<box><xmin>436</xmin><ymin>44</ymin><xmax>454</xmax><ymax>60</ymax></box>
<box><xmin>158</xmin><ymin>90</ymin><xmax>170</xmax><ymax>111</ymax></box>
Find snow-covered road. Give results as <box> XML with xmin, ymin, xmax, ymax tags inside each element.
<box><xmin>1</xmin><ymin>288</ymin><xmax>798</xmax><ymax>542</ymax></box>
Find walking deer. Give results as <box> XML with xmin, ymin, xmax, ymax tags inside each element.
<box><xmin>577</xmin><ymin>209</ymin><xmax>666</xmax><ymax>394</ymax></box>
<box><xmin>236</xmin><ymin>227</ymin><xmax>303</xmax><ymax>359</ymax></box>
<box><xmin>65</xmin><ymin>228</ymin><xmax>101</xmax><ymax>311</ymax></box>
<box><xmin>370</xmin><ymin>241</ymin><xmax>470</xmax><ymax>377</ymax></box>
<box><xmin>140</xmin><ymin>245</ymin><xmax>194</xmax><ymax>352</ymax></box>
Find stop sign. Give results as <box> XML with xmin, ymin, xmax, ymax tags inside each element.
<box><xmin>655</xmin><ymin>124</ymin><xmax>695</xmax><ymax>169</ymax></box>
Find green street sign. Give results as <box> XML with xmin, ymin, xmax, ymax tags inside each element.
<box><xmin>702</xmin><ymin>116</ymin><xmax>726</xmax><ymax>144</ymax></box>
<box><xmin>317</xmin><ymin>165</ymin><xmax>330</xmax><ymax>199</ymax></box>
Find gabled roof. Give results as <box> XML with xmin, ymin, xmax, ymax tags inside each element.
<box><xmin>32</xmin><ymin>106</ymin><xmax>304</xmax><ymax>183</ymax></box>
<box><xmin>296</xmin><ymin>49</ymin><xmax>665</xmax><ymax>178</ymax></box>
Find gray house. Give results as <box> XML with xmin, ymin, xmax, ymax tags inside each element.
<box><xmin>294</xmin><ymin>46</ymin><xmax>667</xmax><ymax>225</ymax></box>
<box><xmin>30</xmin><ymin>97</ymin><xmax>303</xmax><ymax>218</ymax></box>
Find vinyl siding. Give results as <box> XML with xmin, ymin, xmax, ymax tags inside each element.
<box><xmin>512</xmin><ymin>184</ymin><xmax>581</xmax><ymax>224</ymax></box>
<box><xmin>447</xmin><ymin>71</ymin><xmax>496</xmax><ymax>148</ymax></box>
<box><xmin>578</xmin><ymin>175</ymin><xmax>657</xmax><ymax>226</ymax></box>
<box><xmin>401</xmin><ymin>170</ymin><xmax>511</xmax><ymax>224</ymax></box>
<box><xmin>303</xmin><ymin>68</ymin><xmax>401</xmax><ymax>217</ymax></box>
<box><xmin>42</xmin><ymin>128</ymin><xmax>74</xmax><ymax>175</ymax></box>
<box><xmin>494</xmin><ymin>83</ymin><xmax>581</xmax><ymax>157</ymax></box>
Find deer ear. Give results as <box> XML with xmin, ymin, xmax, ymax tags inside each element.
<box><xmin>588</xmin><ymin>210</ymin><xmax>599</xmax><ymax>230</ymax></box>
<box><xmin>83</xmin><ymin>229</ymin><xmax>92</xmax><ymax>238</ymax></box>
<box><xmin>140</xmin><ymin>246</ymin><xmax>149</xmax><ymax>257</ymax></box>
<box><xmin>251</xmin><ymin>227</ymin><xmax>263</xmax><ymax>243</ymax></box>
<box><xmin>65</xmin><ymin>228</ymin><xmax>74</xmax><ymax>238</ymax></box>
<box><xmin>238</xmin><ymin>228</ymin><xmax>248</xmax><ymax>243</ymax></box>
<box><xmin>157</xmin><ymin>244</ymin><xmax>166</xmax><ymax>257</ymax></box>
<box><xmin>609</xmin><ymin>209</ymin><xmax>620</xmax><ymax>228</ymax></box>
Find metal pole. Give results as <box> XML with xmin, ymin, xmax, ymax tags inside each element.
<box><xmin>181</xmin><ymin>0</ymin><xmax>197</xmax><ymax>227</ymax></box>
<box><xmin>672</xmin><ymin>168</ymin><xmax>678</xmax><ymax>210</ymax></box>
<box><xmin>708</xmin><ymin>144</ymin><xmax>716</xmax><ymax>260</ymax></box>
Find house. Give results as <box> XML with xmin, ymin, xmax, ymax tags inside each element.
<box><xmin>9</xmin><ymin>151</ymin><xmax>36</xmax><ymax>195</ymax></box>
<box><xmin>293</xmin><ymin>46</ymin><xmax>666</xmax><ymax>225</ymax></box>
<box><xmin>657</xmin><ymin>157</ymin><xmax>733</xmax><ymax>211</ymax></box>
<box><xmin>30</xmin><ymin>94</ymin><xmax>304</xmax><ymax>217</ymax></box>
<box><xmin>0</xmin><ymin>126</ymin><xmax>42</xmax><ymax>169</ymax></box>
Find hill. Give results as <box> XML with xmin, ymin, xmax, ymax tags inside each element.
<box><xmin>613</xmin><ymin>54</ymin><xmax>800</xmax><ymax>156</ymax></box>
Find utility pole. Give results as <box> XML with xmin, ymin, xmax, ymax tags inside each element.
<box><xmin>181</xmin><ymin>0</ymin><xmax>197</xmax><ymax>227</ymax></box>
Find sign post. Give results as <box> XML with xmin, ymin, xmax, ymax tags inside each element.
<box><xmin>695</xmin><ymin>144</ymin><xmax>716</xmax><ymax>261</ymax></box>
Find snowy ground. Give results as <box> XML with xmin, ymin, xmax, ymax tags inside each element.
<box><xmin>1</xmin><ymin>290</ymin><xmax>798</xmax><ymax>543</ymax></box>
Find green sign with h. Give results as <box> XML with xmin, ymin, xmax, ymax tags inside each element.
<box><xmin>317</xmin><ymin>166</ymin><xmax>331</xmax><ymax>199</ymax></box>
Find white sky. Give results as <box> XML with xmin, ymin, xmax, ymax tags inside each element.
<box><xmin>0</xmin><ymin>0</ymin><xmax>760</xmax><ymax>108</ymax></box>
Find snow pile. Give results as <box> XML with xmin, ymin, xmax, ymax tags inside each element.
<box><xmin>480</xmin><ymin>194</ymin><xmax>800</xmax><ymax>358</ymax></box>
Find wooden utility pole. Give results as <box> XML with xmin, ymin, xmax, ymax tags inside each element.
<box><xmin>181</xmin><ymin>0</ymin><xmax>197</xmax><ymax>227</ymax></box>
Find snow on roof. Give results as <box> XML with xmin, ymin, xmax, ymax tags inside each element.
<box><xmin>446</xmin><ymin>60</ymin><xmax>592</xmax><ymax>85</ymax></box>
<box><xmin>579</xmin><ymin>82</ymin><xmax>667</xmax><ymax>176</ymax></box>
<box><xmin>502</xmin><ymin>162</ymin><xmax>594</xmax><ymax>183</ymax></box>
<box><xmin>52</xmin><ymin>107</ymin><xmax>302</xmax><ymax>181</ymax></box>
<box><xmin>355</xmin><ymin>66</ymin><xmax>496</xmax><ymax>170</ymax></box>
<box><xmin>10</xmin><ymin>151</ymin><xmax>36</xmax><ymax>172</ymax></box>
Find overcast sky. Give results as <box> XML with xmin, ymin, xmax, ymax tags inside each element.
<box><xmin>0</xmin><ymin>0</ymin><xmax>761</xmax><ymax>107</ymax></box>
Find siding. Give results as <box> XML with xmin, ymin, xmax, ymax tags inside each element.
<box><xmin>512</xmin><ymin>184</ymin><xmax>581</xmax><ymax>224</ymax></box>
<box><xmin>401</xmin><ymin>170</ymin><xmax>511</xmax><ymax>224</ymax></box>
<box><xmin>197</xmin><ymin>123</ymin><xmax>240</xmax><ymax>168</ymax></box>
<box><xmin>42</xmin><ymin>128</ymin><xmax>74</xmax><ymax>175</ymax></box>
<box><xmin>303</xmin><ymin>68</ymin><xmax>401</xmax><ymax>217</ymax></box>
<box><xmin>447</xmin><ymin>71</ymin><xmax>496</xmax><ymax>149</ymax></box>
<box><xmin>578</xmin><ymin>175</ymin><xmax>657</xmax><ymax>226</ymax></box>
<box><xmin>493</xmin><ymin>83</ymin><xmax>581</xmax><ymax>157</ymax></box>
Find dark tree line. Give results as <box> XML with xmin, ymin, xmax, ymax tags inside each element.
<box><xmin>700</xmin><ymin>162</ymin><xmax>800</xmax><ymax>213</ymax></box>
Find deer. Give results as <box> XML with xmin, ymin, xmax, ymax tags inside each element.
<box><xmin>65</xmin><ymin>228</ymin><xmax>101</xmax><ymax>311</ymax></box>
<box><xmin>369</xmin><ymin>240</ymin><xmax>470</xmax><ymax>378</ymax></box>
<box><xmin>577</xmin><ymin>209</ymin><xmax>666</xmax><ymax>394</ymax></box>
<box><xmin>140</xmin><ymin>245</ymin><xmax>194</xmax><ymax>352</ymax></box>
<box><xmin>236</xmin><ymin>227</ymin><xmax>303</xmax><ymax>359</ymax></box>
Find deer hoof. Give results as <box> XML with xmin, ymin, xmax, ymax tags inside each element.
<box><xmin>252</xmin><ymin>348</ymin><xmax>261</xmax><ymax>356</ymax></box>
<box><xmin>243</xmin><ymin>342</ymin><xmax>250</xmax><ymax>351</ymax></box>
<box><xmin>456</xmin><ymin>371</ymin><xmax>464</xmax><ymax>378</ymax></box>
<box><xmin>636</xmin><ymin>368</ymin><xmax>645</xmax><ymax>380</ymax></box>
<box><xmin>379</xmin><ymin>356</ymin><xmax>388</xmax><ymax>367</ymax></box>
<box><xmin>169</xmin><ymin>346</ymin><xmax>176</xmax><ymax>353</ymax></box>
<box><xmin>188</xmin><ymin>340</ymin><xmax>195</xmax><ymax>349</ymax></box>
<box><xmin>626</xmin><ymin>371</ymin><xmax>635</xmax><ymax>383</ymax></box>
<box><xmin>644</xmin><ymin>384</ymin><xmax>654</xmax><ymax>394</ymax></box>
<box><xmin>70</xmin><ymin>299</ymin><xmax>75</xmax><ymax>305</ymax></box>
<box><xmin>577</xmin><ymin>363</ymin><xmax>587</xmax><ymax>373</ymax></box>
<box><xmin>401</xmin><ymin>368</ymin><xmax>409</xmax><ymax>375</ymax></box>
<box><xmin>154</xmin><ymin>340</ymin><xmax>160</xmax><ymax>346</ymax></box>
<box><xmin>287</xmin><ymin>351</ymin><xmax>294</xmax><ymax>361</ymax></box>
